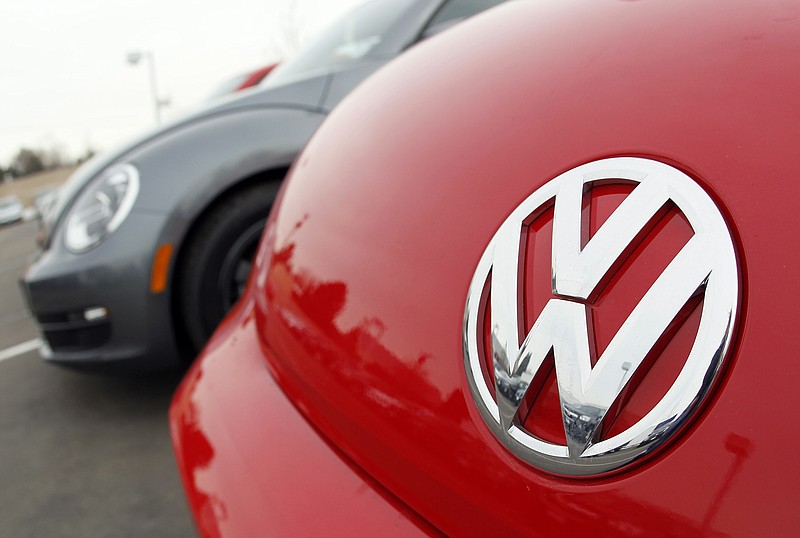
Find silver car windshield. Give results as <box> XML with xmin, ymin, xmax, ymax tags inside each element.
<box><xmin>263</xmin><ymin>0</ymin><xmax>417</xmax><ymax>87</ymax></box>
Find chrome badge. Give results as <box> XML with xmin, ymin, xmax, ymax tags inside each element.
<box><xmin>464</xmin><ymin>157</ymin><xmax>738</xmax><ymax>476</ymax></box>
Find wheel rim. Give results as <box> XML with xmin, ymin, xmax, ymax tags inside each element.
<box><xmin>217</xmin><ymin>219</ymin><xmax>266</xmax><ymax>312</ymax></box>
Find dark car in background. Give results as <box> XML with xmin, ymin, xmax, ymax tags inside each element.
<box><xmin>171</xmin><ymin>0</ymin><xmax>799</xmax><ymax>535</ymax></box>
<box><xmin>21</xmin><ymin>0</ymin><xmax>506</xmax><ymax>372</ymax></box>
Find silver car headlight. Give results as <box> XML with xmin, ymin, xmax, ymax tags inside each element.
<box><xmin>64</xmin><ymin>164</ymin><xmax>140</xmax><ymax>253</ymax></box>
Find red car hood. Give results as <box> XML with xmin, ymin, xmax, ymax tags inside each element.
<box><xmin>249</xmin><ymin>0</ymin><xmax>799</xmax><ymax>535</ymax></box>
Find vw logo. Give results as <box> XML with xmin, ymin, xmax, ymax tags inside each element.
<box><xmin>463</xmin><ymin>157</ymin><xmax>739</xmax><ymax>476</ymax></box>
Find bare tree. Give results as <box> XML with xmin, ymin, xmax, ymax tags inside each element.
<box><xmin>41</xmin><ymin>144</ymin><xmax>67</xmax><ymax>170</ymax></box>
<box><xmin>8</xmin><ymin>139</ymin><xmax>70</xmax><ymax>178</ymax></box>
<box><xmin>10</xmin><ymin>148</ymin><xmax>46</xmax><ymax>177</ymax></box>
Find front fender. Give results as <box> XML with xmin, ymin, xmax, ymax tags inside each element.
<box><xmin>128</xmin><ymin>106</ymin><xmax>327</xmax><ymax>220</ymax></box>
<box><xmin>125</xmin><ymin>106</ymin><xmax>327</xmax><ymax>276</ymax></box>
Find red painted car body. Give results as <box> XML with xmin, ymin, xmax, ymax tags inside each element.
<box><xmin>205</xmin><ymin>63</ymin><xmax>278</xmax><ymax>100</ymax></box>
<box><xmin>235</xmin><ymin>64</ymin><xmax>277</xmax><ymax>91</ymax></box>
<box><xmin>171</xmin><ymin>0</ymin><xmax>800</xmax><ymax>535</ymax></box>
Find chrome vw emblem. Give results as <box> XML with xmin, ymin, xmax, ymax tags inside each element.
<box><xmin>464</xmin><ymin>157</ymin><xmax>738</xmax><ymax>476</ymax></box>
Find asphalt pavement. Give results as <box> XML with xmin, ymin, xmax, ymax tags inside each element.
<box><xmin>0</xmin><ymin>220</ymin><xmax>194</xmax><ymax>536</ymax></box>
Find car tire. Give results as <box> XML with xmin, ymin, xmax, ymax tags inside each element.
<box><xmin>178</xmin><ymin>181</ymin><xmax>279</xmax><ymax>354</ymax></box>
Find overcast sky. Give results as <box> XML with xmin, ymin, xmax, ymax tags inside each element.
<box><xmin>0</xmin><ymin>0</ymin><xmax>362</xmax><ymax>165</ymax></box>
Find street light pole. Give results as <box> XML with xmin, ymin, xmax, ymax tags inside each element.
<box><xmin>126</xmin><ymin>50</ymin><xmax>168</xmax><ymax>125</ymax></box>
<box><xmin>146</xmin><ymin>52</ymin><xmax>161</xmax><ymax>125</ymax></box>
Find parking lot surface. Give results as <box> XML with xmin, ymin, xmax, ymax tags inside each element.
<box><xmin>0</xmin><ymin>220</ymin><xmax>194</xmax><ymax>536</ymax></box>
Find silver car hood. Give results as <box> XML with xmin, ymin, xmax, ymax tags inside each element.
<box><xmin>40</xmin><ymin>72</ymin><xmax>332</xmax><ymax>250</ymax></box>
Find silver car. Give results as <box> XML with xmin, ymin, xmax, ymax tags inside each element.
<box><xmin>0</xmin><ymin>195</ymin><xmax>23</xmax><ymax>225</ymax></box>
<box><xmin>21</xmin><ymin>0</ymin><xmax>505</xmax><ymax>372</ymax></box>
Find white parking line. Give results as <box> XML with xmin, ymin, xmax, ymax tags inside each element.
<box><xmin>0</xmin><ymin>338</ymin><xmax>41</xmax><ymax>363</ymax></box>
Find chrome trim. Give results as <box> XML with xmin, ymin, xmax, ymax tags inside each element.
<box><xmin>464</xmin><ymin>157</ymin><xmax>738</xmax><ymax>476</ymax></box>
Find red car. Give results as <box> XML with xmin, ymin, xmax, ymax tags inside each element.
<box><xmin>205</xmin><ymin>63</ymin><xmax>278</xmax><ymax>100</ymax></box>
<box><xmin>171</xmin><ymin>0</ymin><xmax>800</xmax><ymax>535</ymax></box>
